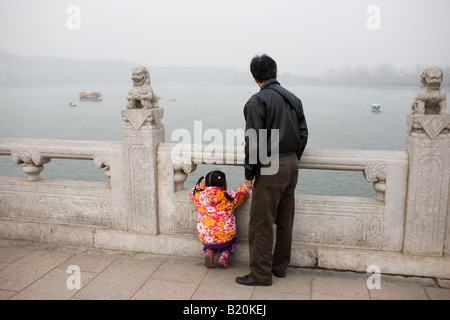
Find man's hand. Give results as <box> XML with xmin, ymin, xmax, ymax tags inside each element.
<box><xmin>244</xmin><ymin>178</ymin><xmax>254</xmax><ymax>190</ymax></box>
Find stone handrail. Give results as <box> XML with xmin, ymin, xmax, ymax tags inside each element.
<box><xmin>0</xmin><ymin>138</ymin><xmax>406</xmax><ymax>203</ymax></box>
<box><xmin>158</xmin><ymin>142</ymin><xmax>409</xmax><ymax>255</ymax></box>
<box><xmin>162</xmin><ymin>142</ymin><xmax>408</xmax><ymax>202</ymax></box>
<box><xmin>0</xmin><ymin>138</ymin><xmax>121</xmax><ymax>181</ymax></box>
<box><xmin>165</xmin><ymin>142</ymin><xmax>407</xmax><ymax>170</ymax></box>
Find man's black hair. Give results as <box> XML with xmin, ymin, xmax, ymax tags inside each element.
<box><xmin>250</xmin><ymin>54</ymin><xmax>277</xmax><ymax>83</ymax></box>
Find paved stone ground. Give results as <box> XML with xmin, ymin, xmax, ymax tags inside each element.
<box><xmin>1</xmin><ymin>238</ymin><xmax>449</xmax><ymax>301</ymax></box>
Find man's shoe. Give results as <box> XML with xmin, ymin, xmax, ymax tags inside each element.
<box><xmin>235</xmin><ymin>275</ymin><xmax>272</xmax><ymax>286</ymax></box>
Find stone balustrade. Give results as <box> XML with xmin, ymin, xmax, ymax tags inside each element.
<box><xmin>0</xmin><ymin>138</ymin><xmax>117</xmax><ymax>181</ymax></box>
<box><xmin>0</xmin><ymin>66</ymin><xmax>449</xmax><ymax>279</ymax></box>
<box><xmin>0</xmin><ymin>138</ymin><xmax>125</xmax><ymax>230</ymax></box>
<box><xmin>158</xmin><ymin>144</ymin><xmax>412</xmax><ymax>265</ymax></box>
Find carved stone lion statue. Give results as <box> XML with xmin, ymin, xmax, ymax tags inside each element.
<box><xmin>126</xmin><ymin>66</ymin><xmax>159</xmax><ymax>109</ymax></box>
<box><xmin>411</xmin><ymin>66</ymin><xmax>447</xmax><ymax>115</ymax></box>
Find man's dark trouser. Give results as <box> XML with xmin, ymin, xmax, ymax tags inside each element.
<box><xmin>248</xmin><ymin>153</ymin><xmax>299</xmax><ymax>284</ymax></box>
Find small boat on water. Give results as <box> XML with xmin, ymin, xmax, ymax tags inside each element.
<box><xmin>79</xmin><ymin>91</ymin><xmax>103</xmax><ymax>101</ymax></box>
<box><xmin>69</xmin><ymin>100</ymin><xmax>77</xmax><ymax>107</ymax></box>
<box><xmin>372</xmin><ymin>104</ymin><xmax>381</xmax><ymax>112</ymax></box>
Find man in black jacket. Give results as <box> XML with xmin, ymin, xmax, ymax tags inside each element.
<box><xmin>236</xmin><ymin>54</ymin><xmax>308</xmax><ymax>286</ymax></box>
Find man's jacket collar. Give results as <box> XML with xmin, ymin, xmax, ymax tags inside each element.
<box><xmin>260</xmin><ymin>78</ymin><xmax>280</xmax><ymax>90</ymax></box>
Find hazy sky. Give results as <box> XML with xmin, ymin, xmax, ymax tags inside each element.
<box><xmin>1</xmin><ymin>0</ymin><xmax>449</xmax><ymax>76</ymax></box>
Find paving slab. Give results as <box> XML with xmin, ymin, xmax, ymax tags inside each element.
<box><xmin>10</xmin><ymin>268</ymin><xmax>98</xmax><ymax>300</ymax></box>
<box><xmin>57</xmin><ymin>253</ymin><xmax>118</xmax><ymax>273</ymax></box>
<box><xmin>311</xmin><ymin>276</ymin><xmax>370</xmax><ymax>300</ymax></box>
<box><xmin>150</xmin><ymin>262</ymin><xmax>208</xmax><ymax>284</ymax></box>
<box><xmin>0</xmin><ymin>249</ymin><xmax>73</xmax><ymax>291</ymax></box>
<box><xmin>368</xmin><ymin>282</ymin><xmax>429</xmax><ymax>300</ymax></box>
<box><xmin>252</xmin><ymin>274</ymin><xmax>312</xmax><ymax>300</ymax></box>
<box><xmin>423</xmin><ymin>286</ymin><xmax>450</xmax><ymax>300</ymax></box>
<box><xmin>191</xmin><ymin>267</ymin><xmax>254</xmax><ymax>300</ymax></box>
<box><xmin>251</xmin><ymin>290</ymin><xmax>310</xmax><ymax>300</ymax></box>
<box><xmin>73</xmin><ymin>258</ymin><xmax>161</xmax><ymax>300</ymax></box>
<box><xmin>437</xmin><ymin>279</ymin><xmax>450</xmax><ymax>288</ymax></box>
<box><xmin>0</xmin><ymin>289</ymin><xmax>17</xmax><ymax>300</ymax></box>
<box><xmin>258</xmin><ymin>273</ymin><xmax>312</xmax><ymax>296</ymax></box>
<box><xmin>132</xmin><ymin>279</ymin><xmax>199</xmax><ymax>300</ymax></box>
<box><xmin>0</xmin><ymin>246</ymin><xmax>33</xmax><ymax>264</ymax></box>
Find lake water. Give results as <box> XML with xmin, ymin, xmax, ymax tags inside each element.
<box><xmin>0</xmin><ymin>83</ymin><xmax>419</xmax><ymax>197</ymax></box>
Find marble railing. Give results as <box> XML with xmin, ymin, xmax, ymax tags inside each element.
<box><xmin>158</xmin><ymin>143</ymin><xmax>408</xmax><ymax>254</ymax></box>
<box><xmin>0</xmin><ymin>138</ymin><xmax>117</xmax><ymax>181</ymax></box>
<box><xmin>0</xmin><ymin>136</ymin><xmax>407</xmax><ymax>252</ymax></box>
<box><xmin>0</xmin><ymin>138</ymin><xmax>126</xmax><ymax>230</ymax></box>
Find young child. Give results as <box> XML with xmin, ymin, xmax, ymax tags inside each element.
<box><xmin>190</xmin><ymin>170</ymin><xmax>249</xmax><ymax>268</ymax></box>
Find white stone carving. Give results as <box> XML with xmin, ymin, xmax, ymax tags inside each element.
<box><xmin>11</xmin><ymin>148</ymin><xmax>51</xmax><ymax>181</ymax></box>
<box><xmin>363</xmin><ymin>161</ymin><xmax>387</xmax><ymax>182</ymax></box>
<box><xmin>411</xmin><ymin>66</ymin><xmax>447</xmax><ymax>115</ymax></box>
<box><xmin>363</xmin><ymin>161</ymin><xmax>387</xmax><ymax>202</ymax></box>
<box><xmin>407</xmin><ymin>114</ymin><xmax>450</xmax><ymax>140</ymax></box>
<box><xmin>174</xmin><ymin>191</ymin><xmax>198</xmax><ymax>235</ymax></box>
<box><xmin>121</xmin><ymin>81</ymin><xmax>165</xmax><ymax>234</ymax></box>
<box><xmin>173</xmin><ymin>162</ymin><xmax>197</xmax><ymax>192</ymax></box>
<box><xmin>404</xmin><ymin>144</ymin><xmax>450</xmax><ymax>256</ymax></box>
<box><xmin>94</xmin><ymin>152</ymin><xmax>111</xmax><ymax>180</ymax></box>
<box><xmin>126</xmin><ymin>66</ymin><xmax>159</xmax><ymax>109</ymax></box>
<box><xmin>404</xmin><ymin>67</ymin><xmax>450</xmax><ymax>256</ymax></box>
<box><xmin>122</xmin><ymin>108</ymin><xmax>164</xmax><ymax>130</ymax></box>
<box><xmin>407</xmin><ymin>67</ymin><xmax>450</xmax><ymax>140</ymax></box>
<box><xmin>294</xmin><ymin>195</ymin><xmax>384</xmax><ymax>250</ymax></box>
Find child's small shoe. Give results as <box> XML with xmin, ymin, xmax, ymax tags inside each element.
<box><xmin>204</xmin><ymin>250</ymin><xmax>215</xmax><ymax>268</ymax></box>
<box><xmin>217</xmin><ymin>252</ymin><xmax>229</xmax><ymax>269</ymax></box>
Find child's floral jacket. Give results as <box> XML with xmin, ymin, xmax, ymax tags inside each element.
<box><xmin>190</xmin><ymin>183</ymin><xmax>248</xmax><ymax>244</ymax></box>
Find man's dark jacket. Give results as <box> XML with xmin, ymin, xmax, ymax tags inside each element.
<box><xmin>244</xmin><ymin>79</ymin><xmax>308</xmax><ymax>180</ymax></box>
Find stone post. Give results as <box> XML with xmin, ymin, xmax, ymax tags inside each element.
<box><xmin>404</xmin><ymin>67</ymin><xmax>450</xmax><ymax>256</ymax></box>
<box><xmin>121</xmin><ymin>66</ymin><xmax>164</xmax><ymax>234</ymax></box>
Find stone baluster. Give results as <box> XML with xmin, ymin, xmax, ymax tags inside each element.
<box><xmin>363</xmin><ymin>161</ymin><xmax>387</xmax><ymax>202</ymax></box>
<box><xmin>94</xmin><ymin>152</ymin><xmax>111</xmax><ymax>181</ymax></box>
<box><xmin>173</xmin><ymin>163</ymin><xmax>197</xmax><ymax>192</ymax></box>
<box><xmin>11</xmin><ymin>148</ymin><xmax>51</xmax><ymax>181</ymax></box>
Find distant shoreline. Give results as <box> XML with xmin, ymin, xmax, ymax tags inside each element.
<box><xmin>1</xmin><ymin>82</ymin><xmax>446</xmax><ymax>90</ymax></box>
<box><xmin>1</xmin><ymin>50</ymin><xmax>449</xmax><ymax>89</ymax></box>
